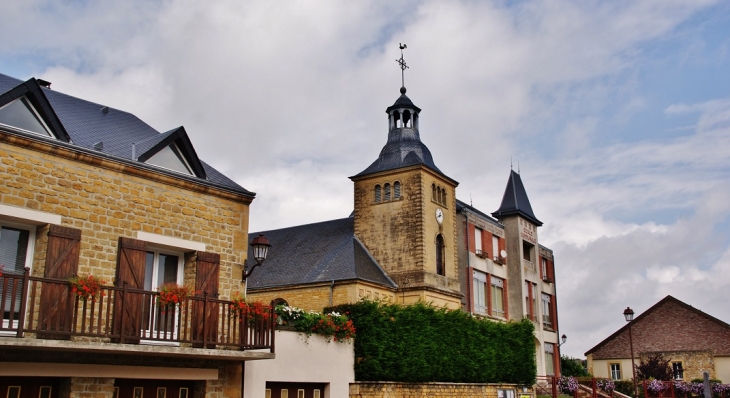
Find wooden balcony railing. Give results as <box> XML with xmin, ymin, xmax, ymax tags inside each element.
<box><xmin>0</xmin><ymin>268</ymin><xmax>274</xmax><ymax>352</ymax></box>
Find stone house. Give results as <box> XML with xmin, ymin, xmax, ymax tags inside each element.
<box><xmin>585</xmin><ymin>295</ymin><xmax>730</xmax><ymax>383</ymax></box>
<box><xmin>0</xmin><ymin>73</ymin><xmax>274</xmax><ymax>398</ymax></box>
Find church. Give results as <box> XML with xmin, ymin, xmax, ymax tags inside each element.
<box><xmin>245</xmin><ymin>61</ymin><xmax>563</xmax><ymax>377</ymax></box>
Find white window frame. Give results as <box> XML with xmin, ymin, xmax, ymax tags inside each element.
<box><xmin>0</xmin><ymin>219</ymin><xmax>36</xmax><ymax>335</ymax></box>
<box><xmin>475</xmin><ymin>228</ymin><xmax>483</xmax><ymax>253</ymax></box>
<box><xmin>610</xmin><ymin>363</ymin><xmax>622</xmax><ymax>380</ymax></box>
<box><xmin>491</xmin><ymin>276</ymin><xmax>505</xmax><ymax>318</ymax></box>
<box><xmin>141</xmin><ymin>246</ymin><xmax>184</xmax><ymax>345</ymax></box>
<box><xmin>545</xmin><ymin>343</ymin><xmax>555</xmax><ymax>375</ymax></box>
<box><xmin>672</xmin><ymin>361</ymin><xmax>684</xmax><ymax>380</ymax></box>
<box><xmin>542</xmin><ymin>293</ymin><xmax>553</xmax><ymax>327</ymax></box>
<box><xmin>473</xmin><ymin>270</ymin><xmax>488</xmax><ymax>315</ymax></box>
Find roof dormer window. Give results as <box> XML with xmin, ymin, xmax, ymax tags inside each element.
<box><xmin>145</xmin><ymin>142</ymin><xmax>194</xmax><ymax>175</ymax></box>
<box><xmin>0</xmin><ymin>96</ymin><xmax>54</xmax><ymax>138</ymax></box>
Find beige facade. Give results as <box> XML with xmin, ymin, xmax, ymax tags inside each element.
<box><xmin>247</xmin><ymin>280</ymin><xmax>396</xmax><ymax>312</ymax></box>
<box><xmin>352</xmin><ymin>166</ymin><xmax>461</xmax><ymax>309</ymax></box>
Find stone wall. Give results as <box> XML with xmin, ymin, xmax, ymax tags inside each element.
<box><xmin>65</xmin><ymin>377</ymin><xmax>115</xmax><ymax>398</ymax></box>
<box><xmin>0</xmin><ymin>140</ymin><xmax>251</xmax><ymax>300</ymax></box>
<box><xmin>349</xmin><ymin>381</ymin><xmax>521</xmax><ymax>398</ymax></box>
<box><xmin>352</xmin><ymin>166</ymin><xmax>462</xmax><ymax>310</ymax></box>
<box><xmin>247</xmin><ymin>281</ymin><xmax>396</xmax><ymax>312</ymax></box>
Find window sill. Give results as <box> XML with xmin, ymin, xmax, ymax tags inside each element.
<box><xmin>372</xmin><ymin>196</ymin><xmax>404</xmax><ymax>205</ymax></box>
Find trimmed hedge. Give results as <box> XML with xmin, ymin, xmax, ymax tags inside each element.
<box><xmin>326</xmin><ymin>301</ymin><xmax>536</xmax><ymax>384</ymax></box>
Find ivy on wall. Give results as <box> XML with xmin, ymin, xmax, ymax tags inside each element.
<box><xmin>326</xmin><ymin>301</ymin><xmax>536</xmax><ymax>384</ymax></box>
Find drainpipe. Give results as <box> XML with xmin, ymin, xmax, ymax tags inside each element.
<box><xmin>329</xmin><ymin>280</ymin><xmax>335</xmax><ymax>307</ymax></box>
<box><xmin>463</xmin><ymin>209</ymin><xmax>471</xmax><ymax>312</ymax></box>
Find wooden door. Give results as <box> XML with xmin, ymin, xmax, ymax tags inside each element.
<box><xmin>0</xmin><ymin>377</ymin><xmax>59</xmax><ymax>398</ymax></box>
<box><xmin>38</xmin><ymin>225</ymin><xmax>81</xmax><ymax>339</ymax></box>
<box><xmin>114</xmin><ymin>379</ymin><xmax>194</xmax><ymax>398</ymax></box>
<box><xmin>192</xmin><ymin>251</ymin><xmax>219</xmax><ymax>348</ymax></box>
<box><xmin>113</xmin><ymin>237</ymin><xmax>147</xmax><ymax>343</ymax></box>
<box><xmin>266</xmin><ymin>382</ymin><xmax>327</xmax><ymax>398</ymax></box>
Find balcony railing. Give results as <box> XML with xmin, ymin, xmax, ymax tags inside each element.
<box><xmin>0</xmin><ymin>268</ymin><xmax>274</xmax><ymax>352</ymax></box>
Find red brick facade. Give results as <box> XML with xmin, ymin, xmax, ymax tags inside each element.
<box><xmin>587</xmin><ymin>296</ymin><xmax>730</xmax><ymax>359</ymax></box>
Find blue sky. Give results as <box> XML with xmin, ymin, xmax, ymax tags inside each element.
<box><xmin>1</xmin><ymin>0</ymin><xmax>729</xmax><ymax>359</ymax></box>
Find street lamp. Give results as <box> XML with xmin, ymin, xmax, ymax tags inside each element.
<box><xmin>242</xmin><ymin>233</ymin><xmax>272</xmax><ymax>296</ymax></box>
<box><xmin>557</xmin><ymin>334</ymin><xmax>567</xmax><ymax>377</ymax></box>
<box><xmin>624</xmin><ymin>307</ymin><xmax>638</xmax><ymax>397</ymax></box>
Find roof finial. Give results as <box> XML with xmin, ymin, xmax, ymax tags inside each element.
<box><xmin>510</xmin><ymin>156</ymin><xmax>513</xmax><ymax>170</ymax></box>
<box><xmin>396</xmin><ymin>43</ymin><xmax>408</xmax><ymax>93</ymax></box>
<box><xmin>518</xmin><ymin>161</ymin><xmax>520</xmax><ymax>174</ymax></box>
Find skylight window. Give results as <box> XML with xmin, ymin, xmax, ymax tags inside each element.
<box><xmin>0</xmin><ymin>97</ymin><xmax>53</xmax><ymax>138</ymax></box>
<box><xmin>145</xmin><ymin>143</ymin><xmax>194</xmax><ymax>175</ymax></box>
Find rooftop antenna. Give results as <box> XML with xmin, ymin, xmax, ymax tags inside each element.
<box><xmin>510</xmin><ymin>156</ymin><xmax>513</xmax><ymax>170</ymax></box>
<box><xmin>396</xmin><ymin>43</ymin><xmax>409</xmax><ymax>91</ymax></box>
<box><xmin>518</xmin><ymin>161</ymin><xmax>520</xmax><ymax>174</ymax></box>
<box><xmin>470</xmin><ymin>193</ymin><xmax>473</xmax><ymax>207</ymax></box>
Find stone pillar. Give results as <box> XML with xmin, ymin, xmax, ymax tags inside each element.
<box><xmin>67</xmin><ymin>377</ymin><xmax>115</xmax><ymax>398</ymax></box>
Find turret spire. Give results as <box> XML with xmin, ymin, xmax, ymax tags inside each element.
<box><xmin>396</xmin><ymin>43</ymin><xmax>408</xmax><ymax>91</ymax></box>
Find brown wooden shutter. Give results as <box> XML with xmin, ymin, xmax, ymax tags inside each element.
<box><xmin>502</xmin><ymin>278</ymin><xmax>509</xmax><ymax>319</ymax></box>
<box><xmin>498</xmin><ymin>238</ymin><xmax>506</xmax><ymax>258</ymax></box>
<box><xmin>465</xmin><ymin>267</ymin><xmax>474</xmax><ymax>313</ymax></box>
<box><xmin>549</xmin><ymin>259</ymin><xmax>555</xmax><ymax>282</ymax></box>
<box><xmin>193</xmin><ymin>251</ymin><xmax>220</xmax><ymax>348</ymax></box>
<box><xmin>483</xmin><ymin>231</ymin><xmax>492</xmax><ymax>257</ymax></box>
<box><xmin>112</xmin><ymin>237</ymin><xmax>147</xmax><ymax>343</ymax></box>
<box><xmin>38</xmin><ymin>225</ymin><xmax>81</xmax><ymax>339</ymax></box>
<box><xmin>551</xmin><ymin>294</ymin><xmax>558</xmax><ymax>331</ymax></box>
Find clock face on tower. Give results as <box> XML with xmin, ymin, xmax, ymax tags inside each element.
<box><xmin>436</xmin><ymin>208</ymin><xmax>444</xmax><ymax>225</ymax></box>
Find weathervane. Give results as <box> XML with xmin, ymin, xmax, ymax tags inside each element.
<box><xmin>396</xmin><ymin>43</ymin><xmax>408</xmax><ymax>89</ymax></box>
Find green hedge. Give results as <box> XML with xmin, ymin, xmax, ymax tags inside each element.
<box><xmin>326</xmin><ymin>301</ymin><xmax>536</xmax><ymax>384</ymax></box>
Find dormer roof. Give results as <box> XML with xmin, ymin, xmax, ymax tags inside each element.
<box><xmin>0</xmin><ymin>72</ymin><xmax>251</xmax><ymax>197</ymax></box>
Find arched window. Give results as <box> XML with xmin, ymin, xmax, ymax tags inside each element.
<box><xmin>384</xmin><ymin>183</ymin><xmax>391</xmax><ymax>201</ymax></box>
<box><xmin>394</xmin><ymin>181</ymin><xmax>401</xmax><ymax>199</ymax></box>
<box><xmin>375</xmin><ymin>185</ymin><xmax>381</xmax><ymax>202</ymax></box>
<box><xmin>437</xmin><ymin>186</ymin><xmax>443</xmax><ymax>204</ymax></box>
<box><xmin>272</xmin><ymin>298</ymin><xmax>289</xmax><ymax>307</ymax></box>
<box><xmin>436</xmin><ymin>234</ymin><xmax>445</xmax><ymax>276</ymax></box>
<box><xmin>441</xmin><ymin>188</ymin><xmax>447</xmax><ymax>205</ymax></box>
<box><xmin>432</xmin><ymin>183</ymin><xmax>437</xmax><ymax>201</ymax></box>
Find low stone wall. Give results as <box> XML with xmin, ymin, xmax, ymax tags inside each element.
<box><xmin>350</xmin><ymin>381</ymin><xmax>523</xmax><ymax>398</ymax></box>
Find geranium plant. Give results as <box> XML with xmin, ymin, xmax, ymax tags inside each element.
<box><xmin>229</xmin><ymin>295</ymin><xmax>273</xmax><ymax>323</ymax></box>
<box><xmin>156</xmin><ymin>283</ymin><xmax>191</xmax><ymax>308</ymax></box>
<box><xmin>273</xmin><ymin>305</ymin><xmax>356</xmax><ymax>343</ymax></box>
<box><xmin>68</xmin><ymin>274</ymin><xmax>106</xmax><ymax>301</ymax></box>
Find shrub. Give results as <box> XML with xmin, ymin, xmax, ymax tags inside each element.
<box><xmin>326</xmin><ymin>300</ymin><xmax>536</xmax><ymax>384</ymax></box>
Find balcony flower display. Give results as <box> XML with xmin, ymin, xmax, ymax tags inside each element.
<box><xmin>229</xmin><ymin>296</ymin><xmax>273</xmax><ymax>324</ymax></box>
<box><xmin>156</xmin><ymin>283</ymin><xmax>191</xmax><ymax>309</ymax></box>
<box><xmin>68</xmin><ymin>274</ymin><xmax>106</xmax><ymax>301</ymax></box>
<box><xmin>274</xmin><ymin>305</ymin><xmax>356</xmax><ymax>343</ymax></box>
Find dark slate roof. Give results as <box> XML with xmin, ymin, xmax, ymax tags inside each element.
<box><xmin>456</xmin><ymin>199</ymin><xmax>504</xmax><ymax>229</ymax></box>
<box><xmin>353</xmin><ymin>92</ymin><xmax>454</xmax><ymax>183</ymax></box>
<box><xmin>492</xmin><ymin>170</ymin><xmax>542</xmax><ymax>226</ymax></box>
<box><xmin>0</xmin><ymin>72</ymin><xmax>251</xmax><ymax>196</ymax></box>
<box><xmin>246</xmin><ymin>217</ymin><xmax>397</xmax><ymax>290</ymax></box>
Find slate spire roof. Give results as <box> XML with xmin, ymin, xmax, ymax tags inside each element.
<box><xmin>0</xmin><ymin>72</ymin><xmax>252</xmax><ymax>197</ymax></box>
<box><xmin>353</xmin><ymin>88</ymin><xmax>454</xmax><ymax>184</ymax></box>
<box><xmin>246</xmin><ymin>217</ymin><xmax>397</xmax><ymax>290</ymax></box>
<box><xmin>492</xmin><ymin>170</ymin><xmax>542</xmax><ymax>226</ymax></box>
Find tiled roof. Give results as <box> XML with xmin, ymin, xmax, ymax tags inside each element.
<box><xmin>492</xmin><ymin>170</ymin><xmax>542</xmax><ymax>226</ymax></box>
<box><xmin>246</xmin><ymin>217</ymin><xmax>397</xmax><ymax>290</ymax></box>
<box><xmin>0</xmin><ymin>72</ymin><xmax>252</xmax><ymax>196</ymax></box>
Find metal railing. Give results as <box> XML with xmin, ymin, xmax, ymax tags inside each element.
<box><xmin>0</xmin><ymin>268</ymin><xmax>275</xmax><ymax>352</ymax></box>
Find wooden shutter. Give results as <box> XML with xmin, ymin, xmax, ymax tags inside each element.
<box><xmin>38</xmin><ymin>225</ymin><xmax>81</xmax><ymax>339</ymax></box>
<box><xmin>112</xmin><ymin>237</ymin><xmax>147</xmax><ymax>343</ymax></box>
<box><xmin>548</xmin><ymin>259</ymin><xmax>555</xmax><ymax>282</ymax></box>
<box><xmin>193</xmin><ymin>251</ymin><xmax>220</xmax><ymax>348</ymax></box>
<box><xmin>483</xmin><ymin>231</ymin><xmax>492</xmax><ymax>257</ymax></box>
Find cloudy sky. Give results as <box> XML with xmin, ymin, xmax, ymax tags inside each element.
<box><xmin>2</xmin><ymin>0</ymin><xmax>729</xmax><ymax>358</ymax></box>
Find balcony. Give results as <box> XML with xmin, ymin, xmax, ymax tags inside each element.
<box><xmin>523</xmin><ymin>259</ymin><xmax>536</xmax><ymax>271</ymax></box>
<box><xmin>0</xmin><ymin>269</ymin><xmax>275</xmax><ymax>355</ymax></box>
<box><xmin>475</xmin><ymin>249</ymin><xmax>489</xmax><ymax>259</ymax></box>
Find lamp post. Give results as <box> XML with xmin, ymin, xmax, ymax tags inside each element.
<box><xmin>624</xmin><ymin>307</ymin><xmax>638</xmax><ymax>398</ymax></box>
<box><xmin>242</xmin><ymin>233</ymin><xmax>272</xmax><ymax>297</ymax></box>
<box><xmin>557</xmin><ymin>334</ymin><xmax>567</xmax><ymax>376</ymax></box>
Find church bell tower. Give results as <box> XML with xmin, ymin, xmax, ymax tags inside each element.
<box><xmin>350</xmin><ymin>45</ymin><xmax>462</xmax><ymax>309</ymax></box>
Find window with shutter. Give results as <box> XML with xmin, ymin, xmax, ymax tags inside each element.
<box><xmin>38</xmin><ymin>225</ymin><xmax>81</xmax><ymax>339</ymax></box>
<box><xmin>393</xmin><ymin>181</ymin><xmax>401</xmax><ymax>199</ymax></box>
<box><xmin>384</xmin><ymin>183</ymin><xmax>391</xmax><ymax>201</ymax></box>
<box><xmin>374</xmin><ymin>185</ymin><xmax>381</xmax><ymax>202</ymax></box>
<box><xmin>0</xmin><ymin>222</ymin><xmax>33</xmax><ymax>326</ymax></box>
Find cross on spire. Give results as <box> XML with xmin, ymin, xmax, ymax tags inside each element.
<box><xmin>396</xmin><ymin>43</ymin><xmax>409</xmax><ymax>90</ymax></box>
